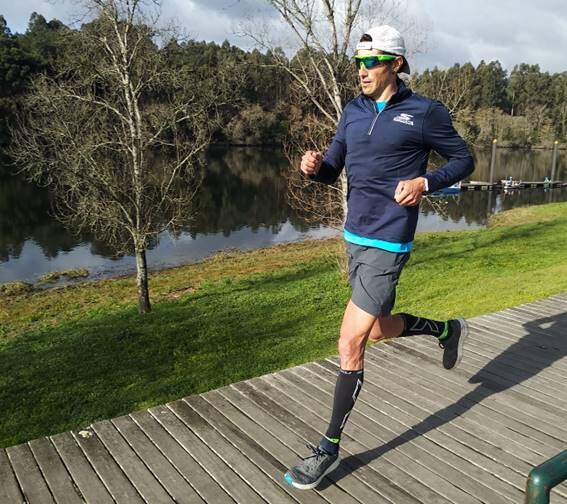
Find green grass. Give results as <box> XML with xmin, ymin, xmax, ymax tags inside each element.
<box><xmin>1</xmin><ymin>201</ymin><xmax>567</xmax><ymax>447</ymax></box>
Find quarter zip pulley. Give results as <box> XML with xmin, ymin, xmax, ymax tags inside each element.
<box><xmin>367</xmin><ymin>107</ymin><xmax>380</xmax><ymax>136</ymax></box>
<box><xmin>367</xmin><ymin>100</ymin><xmax>385</xmax><ymax>136</ymax></box>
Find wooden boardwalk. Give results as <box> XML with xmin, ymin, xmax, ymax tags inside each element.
<box><xmin>2</xmin><ymin>293</ymin><xmax>567</xmax><ymax>503</ymax></box>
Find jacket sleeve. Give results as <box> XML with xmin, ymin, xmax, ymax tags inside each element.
<box><xmin>422</xmin><ymin>101</ymin><xmax>475</xmax><ymax>193</ymax></box>
<box><xmin>308</xmin><ymin>111</ymin><xmax>347</xmax><ymax>185</ymax></box>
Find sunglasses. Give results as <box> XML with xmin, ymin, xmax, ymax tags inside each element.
<box><xmin>354</xmin><ymin>54</ymin><xmax>398</xmax><ymax>70</ymax></box>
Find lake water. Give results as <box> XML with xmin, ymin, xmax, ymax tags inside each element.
<box><xmin>0</xmin><ymin>146</ymin><xmax>565</xmax><ymax>285</ymax></box>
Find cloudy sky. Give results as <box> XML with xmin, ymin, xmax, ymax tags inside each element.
<box><xmin>1</xmin><ymin>0</ymin><xmax>566</xmax><ymax>74</ymax></box>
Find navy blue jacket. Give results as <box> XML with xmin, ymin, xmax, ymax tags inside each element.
<box><xmin>310</xmin><ymin>79</ymin><xmax>474</xmax><ymax>243</ymax></box>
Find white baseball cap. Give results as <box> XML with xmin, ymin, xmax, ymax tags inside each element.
<box><xmin>356</xmin><ymin>25</ymin><xmax>410</xmax><ymax>74</ymax></box>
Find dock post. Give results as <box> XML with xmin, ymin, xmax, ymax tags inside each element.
<box><xmin>550</xmin><ymin>140</ymin><xmax>558</xmax><ymax>182</ymax></box>
<box><xmin>489</xmin><ymin>139</ymin><xmax>497</xmax><ymax>184</ymax></box>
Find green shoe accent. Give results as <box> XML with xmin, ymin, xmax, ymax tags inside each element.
<box><xmin>326</xmin><ymin>436</ymin><xmax>340</xmax><ymax>444</ymax></box>
<box><xmin>438</xmin><ymin>322</ymin><xmax>450</xmax><ymax>341</ymax></box>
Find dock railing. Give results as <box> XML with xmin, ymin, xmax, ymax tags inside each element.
<box><xmin>525</xmin><ymin>449</ymin><xmax>567</xmax><ymax>503</ymax></box>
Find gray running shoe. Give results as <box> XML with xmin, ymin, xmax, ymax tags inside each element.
<box><xmin>284</xmin><ymin>443</ymin><xmax>340</xmax><ymax>490</ymax></box>
<box><xmin>440</xmin><ymin>318</ymin><xmax>468</xmax><ymax>369</ymax></box>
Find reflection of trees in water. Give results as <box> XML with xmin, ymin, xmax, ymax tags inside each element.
<box><xmin>421</xmin><ymin>187</ymin><xmax>567</xmax><ymax>228</ymax></box>
<box><xmin>472</xmin><ymin>147</ymin><xmax>562</xmax><ymax>182</ymax></box>
<box><xmin>1</xmin><ymin>148</ymin><xmax>312</xmax><ymax>263</ymax></box>
<box><xmin>174</xmin><ymin>147</ymin><xmax>311</xmax><ymax>237</ymax></box>
<box><xmin>0</xmin><ymin>177</ymin><xmax>79</xmax><ymax>262</ymax></box>
<box><xmin>0</xmin><ymin>178</ymin><xmax>161</xmax><ymax>263</ymax></box>
<box><xmin>1</xmin><ymin>148</ymin><xmax>566</xmax><ymax>263</ymax></box>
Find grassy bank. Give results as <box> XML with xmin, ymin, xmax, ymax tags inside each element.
<box><xmin>1</xmin><ymin>202</ymin><xmax>567</xmax><ymax>447</ymax></box>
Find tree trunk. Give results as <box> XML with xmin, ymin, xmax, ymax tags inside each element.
<box><xmin>135</xmin><ymin>246</ymin><xmax>151</xmax><ymax>314</ymax></box>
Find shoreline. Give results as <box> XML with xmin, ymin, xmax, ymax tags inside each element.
<box><xmin>2</xmin><ymin>201</ymin><xmax>567</xmax><ymax>447</ymax></box>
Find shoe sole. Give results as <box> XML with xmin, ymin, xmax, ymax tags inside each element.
<box><xmin>454</xmin><ymin>318</ymin><xmax>468</xmax><ymax>368</ymax></box>
<box><xmin>284</xmin><ymin>457</ymin><xmax>341</xmax><ymax>490</ymax></box>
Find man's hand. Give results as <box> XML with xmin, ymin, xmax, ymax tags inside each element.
<box><xmin>300</xmin><ymin>150</ymin><xmax>323</xmax><ymax>177</ymax></box>
<box><xmin>394</xmin><ymin>177</ymin><xmax>427</xmax><ymax>206</ymax></box>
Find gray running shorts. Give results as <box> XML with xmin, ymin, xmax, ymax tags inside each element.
<box><xmin>346</xmin><ymin>242</ymin><xmax>410</xmax><ymax>316</ymax></box>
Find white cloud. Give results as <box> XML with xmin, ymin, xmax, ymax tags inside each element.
<box><xmin>1</xmin><ymin>0</ymin><xmax>566</xmax><ymax>73</ymax></box>
<box><xmin>412</xmin><ymin>0</ymin><xmax>567</xmax><ymax>73</ymax></box>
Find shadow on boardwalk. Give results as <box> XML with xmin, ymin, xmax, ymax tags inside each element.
<box><xmin>324</xmin><ymin>309</ymin><xmax>567</xmax><ymax>486</ymax></box>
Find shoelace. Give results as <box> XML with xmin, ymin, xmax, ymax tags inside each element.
<box><xmin>301</xmin><ymin>443</ymin><xmax>327</xmax><ymax>461</ymax></box>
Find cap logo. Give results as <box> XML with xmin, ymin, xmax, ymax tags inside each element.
<box><xmin>356</xmin><ymin>41</ymin><xmax>373</xmax><ymax>50</ymax></box>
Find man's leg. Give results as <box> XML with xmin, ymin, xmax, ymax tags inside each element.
<box><xmin>318</xmin><ymin>300</ymin><xmax>376</xmax><ymax>454</ymax></box>
<box><xmin>368</xmin><ymin>312</ymin><xmax>469</xmax><ymax>370</ymax></box>
<box><xmin>283</xmin><ymin>300</ymin><xmax>375</xmax><ymax>490</ymax></box>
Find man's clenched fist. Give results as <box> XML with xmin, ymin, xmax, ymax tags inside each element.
<box><xmin>394</xmin><ymin>177</ymin><xmax>427</xmax><ymax>206</ymax></box>
<box><xmin>300</xmin><ymin>150</ymin><xmax>323</xmax><ymax>177</ymax></box>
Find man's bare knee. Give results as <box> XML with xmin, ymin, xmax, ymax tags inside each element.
<box><xmin>338</xmin><ymin>331</ymin><xmax>367</xmax><ymax>369</ymax></box>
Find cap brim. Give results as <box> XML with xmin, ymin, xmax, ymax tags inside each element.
<box><xmin>399</xmin><ymin>57</ymin><xmax>410</xmax><ymax>74</ymax></box>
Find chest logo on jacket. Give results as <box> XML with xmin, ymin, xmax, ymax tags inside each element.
<box><xmin>393</xmin><ymin>113</ymin><xmax>414</xmax><ymax>126</ymax></box>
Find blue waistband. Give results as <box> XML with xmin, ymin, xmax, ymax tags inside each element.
<box><xmin>344</xmin><ymin>228</ymin><xmax>413</xmax><ymax>252</ymax></box>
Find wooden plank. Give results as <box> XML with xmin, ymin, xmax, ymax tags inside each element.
<box><xmin>247</xmin><ymin>376</ymin><xmax>456</xmax><ymax>504</ymax></box>
<box><xmin>301</xmin><ymin>361</ymin><xmax>530</xmax><ymax>498</ymax></box>
<box><xmin>228</xmin><ymin>382</ymin><xmax>420</xmax><ymax>504</ymax></box>
<box><xmin>6</xmin><ymin>442</ymin><xmax>55</xmax><ymax>503</ymax></box>
<box><xmin>363</xmin><ymin>350</ymin><xmax>560</xmax><ymax>459</ymax></box>
<box><xmin>418</xmin><ymin>336</ymin><xmax>567</xmax><ymax>402</ymax></box>
<box><xmin>71</xmin><ymin>427</ymin><xmax>144</xmax><ymax>502</ymax></box>
<box><xmin>149</xmin><ymin>403</ymin><xmax>264</xmax><ymax>504</ymax></box>
<box><xmin>387</xmin><ymin>338</ymin><xmax>567</xmax><ymax>423</ymax></box>
<box><xmin>483</xmin><ymin>317</ymin><xmax>567</xmax><ymax>347</ymax></box>
<box><xmin>348</xmin><ymin>351</ymin><xmax>567</xmax><ymax>500</ymax></box>
<box><xmin>374</xmin><ymin>339</ymin><xmax>567</xmax><ymax>445</ymax></box>
<box><xmin>111</xmin><ymin>414</ymin><xmax>205</xmax><ymax>504</ymax></box>
<box><xmin>453</xmin><ymin>341</ymin><xmax>567</xmax><ymax>397</ymax></box>
<box><xmin>451</xmin><ymin>337</ymin><xmax>567</xmax><ymax>391</ymax></box>
<box><xmin>406</xmin><ymin>336</ymin><xmax>567</xmax><ymax>417</ymax></box>
<box><xmin>317</xmin><ymin>358</ymin><xmax>567</xmax><ymax>502</ymax></box>
<box><xmin>232</xmin><ymin>380</ymin><xmax>422</xmax><ymax>504</ymax></box>
<box><xmin>463</xmin><ymin>323</ymin><xmax>567</xmax><ymax>379</ymax></box>
<box><xmin>311</xmin><ymin>359</ymin><xmax>531</xmax><ymax>484</ymax></box>
<box><xmin>203</xmin><ymin>388</ymin><xmax>335</xmax><ymax>504</ymax></box>
<box><xmin>290</xmin><ymin>363</ymin><xmax>523</xmax><ymax>504</ymax></box>
<box><xmin>91</xmin><ymin>420</ymin><xmax>174</xmax><ymax>503</ymax></box>
<box><xmin>352</xmin><ymin>352</ymin><xmax>548</xmax><ymax>464</ymax></box>
<box><xmin>469</xmin><ymin>315</ymin><xmax>567</xmax><ymax>355</ymax></box>
<box><xmin>317</xmin><ymin>357</ymin><xmax>534</xmax><ymax>476</ymax></box>
<box><xmin>484</xmin><ymin>311</ymin><xmax>567</xmax><ymax>341</ymax></box>
<box><xmin>214</xmin><ymin>385</ymin><xmax>403</xmax><ymax>504</ymax></box>
<box><xmin>487</xmin><ymin>305</ymin><xmax>567</xmax><ymax>330</ymax></box>
<box><xmin>129</xmin><ymin>410</ymin><xmax>232</xmax><ymax>503</ymax></box>
<box><xmin>368</xmin><ymin>343</ymin><xmax>567</xmax><ymax>448</ymax></box>
<box><xmin>28</xmin><ymin>437</ymin><xmax>84</xmax><ymax>504</ymax></box>
<box><xmin>468</xmin><ymin>312</ymin><xmax>563</xmax><ymax>348</ymax></box>
<box><xmin>177</xmin><ymin>396</ymin><xmax>298</xmax><ymax>504</ymax></box>
<box><xmin>361</xmin><ymin>345</ymin><xmax>560</xmax><ymax>463</ymax></box>
<box><xmin>50</xmin><ymin>432</ymin><xmax>114</xmax><ymax>504</ymax></box>
<box><xmin>513</xmin><ymin>298</ymin><xmax>567</xmax><ymax>312</ymax></box>
<box><xmin>0</xmin><ymin>448</ymin><xmax>24</xmax><ymax>503</ymax></box>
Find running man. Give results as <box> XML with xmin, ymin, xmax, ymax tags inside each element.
<box><xmin>284</xmin><ymin>25</ymin><xmax>475</xmax><ymax>490</ymax></box>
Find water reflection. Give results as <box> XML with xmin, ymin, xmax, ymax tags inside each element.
<box><xmin>0</xmin><ymin>146</ymin><xmax>565</xmax><ymax>284</ymax></box>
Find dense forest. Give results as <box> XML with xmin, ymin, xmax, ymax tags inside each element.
<box><xmin>1</xmin><ymin>12</ymin><xmax>566</xmax><ymax>168</ymax></box>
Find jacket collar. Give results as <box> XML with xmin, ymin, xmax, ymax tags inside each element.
<box><xmin>359</xmin><ymin>77</ymin><xmax>412</xmax><ymax>111</ymax></box>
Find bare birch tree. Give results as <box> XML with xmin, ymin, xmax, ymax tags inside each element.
<box><xmin>10</xmin><ymin>0</ymin><xmax>221</xmax><ymax>314</ymax></box>
<box><xmin>241</xmin><ymin>0</ymin><xmax>428</xmax><ymax>229</ymax></box>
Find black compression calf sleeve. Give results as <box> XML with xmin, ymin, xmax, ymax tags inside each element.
<box><xmin>319</xmin><ymin>368</ymin><xmax>364</xmax><ymax>454</ymax></box>
<box><xmin>399</xmin><ymin>313</ymin><xmax>449</xmax><ymax>339</ymax></box>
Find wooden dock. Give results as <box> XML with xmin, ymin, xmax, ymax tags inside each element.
<box><xmin>2</xmin><ymin>293</ymin><xmax>567</xmax><ymax>503</ymax></box>
<box><xmin>461</xmin><ymin>181</ymin><xmax>565</xmax><ymax>191</ymax></box>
